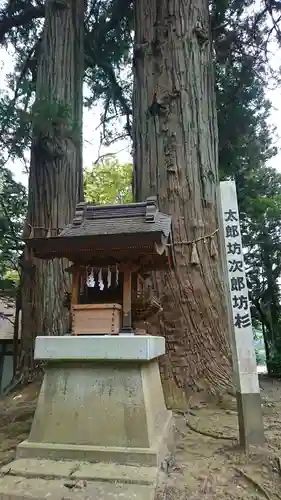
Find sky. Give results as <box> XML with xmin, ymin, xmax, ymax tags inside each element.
<box><xmin>0</xmin><ymin>37</ymin><xmax>281</xmax><ymax>187</ymax></box>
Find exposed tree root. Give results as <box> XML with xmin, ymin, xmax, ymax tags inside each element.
<box><xmin>2</xmin><ymin>374</ymin><xmax>23</xmax><ymax>397</ymax></box>
<box><xmin>234</xmin><ymin>467</ymin><xmax>272</xmax><ymax>500</ymax></box>
<box><xmin>174</xmin><ymin>408</ymin><xmax>236</xmax><ymax>440</ymax></box>
<box><xmin>0</xmin><ymin>457</ymin><xmax>14</xmax><ymax>470</ymax></box>
<box><xmin>186</xmin><ymin>419</ymin><xmax>235</xmax><ymax>441</ymax></box>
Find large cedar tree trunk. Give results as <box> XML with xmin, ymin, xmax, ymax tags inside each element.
<box><xmin>133</xmin><ymin>0</ymin><xmax>232</xmax><ymax>406</ymax></box>
<box><xmin>19</xmin><ymin>0</ymin><xmax>84</xmax><ymax>381</ymax></box>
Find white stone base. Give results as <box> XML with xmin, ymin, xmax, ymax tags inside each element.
<box><xmin>18</xmin><ymin>336</ymin><xmax>173</xmax><ymax>467</ymax></box>
<box><xmin>34</xmin><ymin>335</ymin><xmax>165</xmax><ymax>361</ymax></box>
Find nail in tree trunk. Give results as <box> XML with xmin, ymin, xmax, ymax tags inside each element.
<box><xmin>133</xmin><ymin>0</ymin><xmax>232</xmax><ymax>406</ymax></box>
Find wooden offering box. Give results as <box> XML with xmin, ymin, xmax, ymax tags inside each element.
<box><xmin>72</xmin><ymin>304</ymin><xmax>121</xmax><ymax>335</ymax></box>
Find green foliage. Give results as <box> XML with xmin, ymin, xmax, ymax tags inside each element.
<box><xmin>0</xmin><ymin>0</ymin><xmax>133</xmax><ymax>152</ymax></box>
<box><xmin>243</xmin><ymin>190</ymin><xmax>281</xmax><ymax>356</ymax></box>
<box><xmin>4</xmin><ymin>269</ymin><xmax>20</xmax><ymax>283</ymax></box>
<box><xmin>29</xmin><ymin>97</ymin><xmax>79</xmax><ymax>159</ymax></box>
<box><xmin>210</xmin><ymin>0</ymin><xmax>281</xmax><ymax>363</ymax></box>
<box><xmin>0</xmin><ymin>0</ymin><xmax>279</xmax><ymax>167</ymax></box>
<box><xmin>0</xmin><ymin>169</ymin><xmax>27</xmax><ymax>295</ymax></box>
<box><xmin>255</xmin><ymin>348</ymin><xmax>262</xmax><ymax>366</ymax></box>
<box><xmin>31</xmin><ymin>98</ymin><xmax>74</xmax><ymax>133</ymax></box>
<box><xmin>84</xmin><ymin>158</ymin><xmax>132</xmax><ymax>205</ymax></box>
<box><xmin>267</xmin><ymin>353</ymin><xmax>281</xmax><ymax>378</ymax></box>
<box><xmin>0</xmin><ymin>92</ymin><xmax>32</xmax><ymax>164</ymax></box>
<box><xmin>253</xmin><ymin>328</ymin><xmax>266</xmax><ymax>366</ymax></box>
<box><xmin>213</xmin><ymin>0</ymin><xmax>277</xmax><ymax>183</ymax></box>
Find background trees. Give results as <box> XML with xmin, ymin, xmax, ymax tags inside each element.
<box><xmin>0</xmin><ymin>170</ymin><xmax>26</xmax><ymax>293</ymax></box>
<box><xmin>0</xmin><ymin>0</ymin><xmax>281</xmax><ymax>389</ymax></box>
<box><xmin>84</xmin><ymin>158</ymin><xmax>132</xmax><ymax>204</ymax></box>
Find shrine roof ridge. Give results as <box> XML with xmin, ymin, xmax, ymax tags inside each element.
<box><xmin>59</xmin><ymin>196</ymin><xmax>172</xmax><ymax>239</ymax></box>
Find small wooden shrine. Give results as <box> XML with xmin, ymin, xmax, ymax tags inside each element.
<box><xmin>27</xmin><ymin>197</ymin><xmax>174</xmax><ymax>336</ymax></box>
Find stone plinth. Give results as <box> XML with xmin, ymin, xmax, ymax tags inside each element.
<box><xmin>17</xmin><ymin>335</ymin><xmax>173</xmax><ymax>467</ymax></box>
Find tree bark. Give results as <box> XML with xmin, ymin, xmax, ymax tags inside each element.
<box><xmin>19</xmin><ymin>0</ymin><xmax>84</xmax><ymax>382</ymax></box>
<box><xmin>133</xmin><ymin>0</ymin><xmax>232</xmax><ymax>405</ymax></box>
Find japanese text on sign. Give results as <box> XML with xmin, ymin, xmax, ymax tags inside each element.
<box><xmin>219</xmin><ymin>180</ymin><xmax>260</xmax><ymax>393</ymax></box>
<box><xmin>223</xmin><ymin>207</ymin><xmax>251</xmax><ymax>330</ymax></box>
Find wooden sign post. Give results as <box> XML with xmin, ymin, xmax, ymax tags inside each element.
<box><xmin>219</xmin><ymin>180</ymin><xmax>264</xmax><ymax>448</ymax></box>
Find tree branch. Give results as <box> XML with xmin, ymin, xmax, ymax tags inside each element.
<box><xmin>93</xmin><ymin>147</ymin><xmax>129</xmax><ymax>165</ymax></box>
<box><xmin>0</xmin><ymin>192</ymin><xmax>22</xmax><ymax>250</ymax></box>
<box><xmin>85</xmin><ymin>40</ymin><xmax>132</xmax><ymax>137</ymax></box>
<box><xmin>0</xmin><ymin>4</ymin><xmax>44</xmax><ymax>44</ymax></box>
<box><xmin>12</xmin><ymin>36</ymin><xmax>42</xmax><ymax>104</ymax></box>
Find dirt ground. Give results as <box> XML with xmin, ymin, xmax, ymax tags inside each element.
<box><xmin>1</xmin><ymin>376</ymin><xmax>281</xmax><ymax>499</ymax></box>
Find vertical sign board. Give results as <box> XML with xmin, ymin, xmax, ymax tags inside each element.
<box><xmin>219</xmin><ymin>181</ymin><xmax>264</xmax><ymax>448</ymax></box>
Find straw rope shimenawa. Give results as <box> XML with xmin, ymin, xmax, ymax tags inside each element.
<box><xmin>27</xmin><ymin>224</ymin><xmax>218</xmax><ymax>245</ymax></box>
<box><xmin>166</xmin><ymin>228</ymin><xmax>219</xmax><ymax>246</ymax></box>
<box><xmin>167</xmin><ymin>228</ymin><xmax>219</xmax><ymax>264</ymax></box>
<box><xmin>27</xmin><ymin>223</ymin><xmax>219</xmax><ymax>265</ymax></box>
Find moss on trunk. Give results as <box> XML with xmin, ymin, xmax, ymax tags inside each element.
<box><xmin>19</xmin><ymin>0</ymin><xmax>85</xmax><ymax>381</ymax></box>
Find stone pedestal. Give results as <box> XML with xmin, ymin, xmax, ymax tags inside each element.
<box><xmin>17</xmin><ymin>335</ymin><xmax>173</xmax><ymax>467</ymax></box>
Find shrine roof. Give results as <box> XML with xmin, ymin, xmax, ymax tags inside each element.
<box><xmin>25</xmin><ymin>197</ymin><xmax>174</xmax><ymax>267</ymax></box>
<box><xmin>59</xmin><ymin>198</ymin><xmax>171</xmax><ymax>239</ymax></box>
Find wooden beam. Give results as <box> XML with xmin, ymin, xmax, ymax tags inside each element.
<box><xmin>71</xmin><ymin>268</ymin><xmax>80</xmax><ymax>305</ymax></box>
<box><xmin>122</xmin><ymin>267</ymin><xmax>133</xmax><ymax>333</ymax></box>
